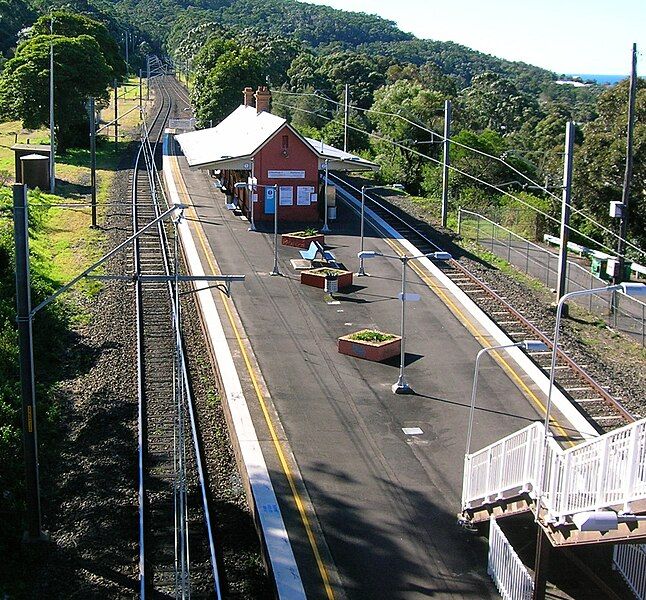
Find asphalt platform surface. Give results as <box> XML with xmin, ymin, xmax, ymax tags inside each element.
<box><xmin>176</xmin><ymin>159</ymin><xmax>548</xmax><ymax>600</ymax></box>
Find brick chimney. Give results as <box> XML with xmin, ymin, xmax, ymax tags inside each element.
<box><xmin>243</xmin><ymin>86</ymin><xmax>254</xmax><ymax>107</ymax></box>
<box><xmin>254</xmin><ymin>85</ymin><xmax>271</xmax><ymax>114</ymax></box>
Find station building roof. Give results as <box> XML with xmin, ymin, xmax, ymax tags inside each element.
<box><xmin>175</xmin><ymin>105</ymin><xmax>377</xmax><ymax>172</ymax></box>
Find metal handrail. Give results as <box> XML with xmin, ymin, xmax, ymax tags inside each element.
<box><xmin>463</xmin><ymin>417</ymin><xmax>646</xmax><ymax>522</ymax></box>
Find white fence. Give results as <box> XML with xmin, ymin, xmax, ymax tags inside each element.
<box><xmin>488</xmin><ymin>517</ymin><xmax>534</xmax><ymax>600</ymax></box>
<box><xmin>463</xmin><ymin>418</ymin><xmax>646</xmax><ymax>522</ymax></box>
<box><xmin>613</xmin><ymin>543</ymin><xmax>646</xmax><ymax>599</ymax></box>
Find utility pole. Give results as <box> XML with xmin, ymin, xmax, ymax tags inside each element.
<box><xmin>146</xmin><ymin>56</ymin><xmax>150</xmax><ymax>101</ymax></box>
<box><xmin>343</xmin><ymin>83</ymin><xmax>349</xmax><ymax>152</ymax></box>
<box><xmin>139</xmin><ymin>69</ymin><xmax>143</xmax><ymax>112</ymax></box>
<box><xmin>124</xmin><ymin>31</ymin><xmax>129</xmax><ymax>74</ymax></box>
<box><xmin>88</xmin><ymin>97</ymin><xmax>97</xmax><ymax>228</ymax></box>
<box><xmin>13</xmin><ymin>184</ymin><xmax>45</xmax><ymax>541</ymax></box>
<box><xmin>49</xmin><ymin>12</ymin><xmax>55</xmax><ymax>192</ymax></box>
<box><xmin>615</xmin><ymin>42</ymin><xmax>638</xmax><ymax>285</ymax></box>
<box><xmin>441</xmin><ymin>99</ymin><xmax>452</xmax><ymax>228</ymax></box>
<box><xmin>555</xmin><ymin>121</ymin><xmax>575</xmax><ymax>305</ymax></box>
<box><xmin>114</xmin><ymin>79</ymin><xmax>118</xmax><ymax>148</ymax></box>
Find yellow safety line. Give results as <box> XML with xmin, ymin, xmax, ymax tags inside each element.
<box><xmin>170</xmin><ymin>158</ymin><xmax>335</xmax><ymax>599</ymax></box>
<box><xmin>384</xmin><ymin>238</ymin><xmax>576</xmax><ymax>447</ymax></box>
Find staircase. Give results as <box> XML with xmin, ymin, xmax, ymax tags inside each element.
<box><xmin>461</xmin><ymin>418</ymin><xmax>646</xmax><ymax>545</ymax></box>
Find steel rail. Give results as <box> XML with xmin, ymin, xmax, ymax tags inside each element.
<box><xmin>329</xmin><ymin>173</ymin><xmax>635</xmax><ymax>430</ymax></box>
<box><xmin>135</xmin><ymin>72</ymin><xmax>222</xmax><ymax>598</ymax></box>
<box><xmin>142</xmin><ymin>76</ymin><xmax>223</xmax><ymax>598</ymax></box>
<box><xmin>134</xmin><ymin>72</ymin><xmax>173</xmax><ymax>598</ymax></box>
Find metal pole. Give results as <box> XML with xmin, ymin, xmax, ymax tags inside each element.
<box><xmin>358</xmin><ymin>186</ymin><xmax>367</xmax><ymax>275</ymax></box>
<box><xmin>49</xmin><ymin>13</ymin><xmax>55</xmax><ymax>192</ymax></box>
<box><xmin>270</xmin><ymin>185</ymin><xmax>280</xmax><ymax>276</ymax></box>
<box><xmin>124</xmin><ymin>31</ymin><xmax>129</xmax><ymax>74</ymax></box>
<box><xmin>393</xmin><ymin>257</ymin><xmax>411</xmax><ymax>394</ymax></box>
<box><xmin>555</xmin><ymin>121</ymin><xmax>575</xmax><ymax>303</ymax></box>
<box><xmin>441</xmin><ymin>99</ymin><xmax>451</xmax><ymax>228</ymax></box>
<box><xmin>465</xmin><ymin>342</ymin><xmax>523</xmax><ymax>457</ymax></box>
<box><xmin>343</xmin><ymin>83</ymin><xmax>349</xmax><ymax>152</ymax></box>
<box><xmin>248</xmin><ymin>159</ymin><xmax>256</xmax><ymax>232</ymax></box>
<box><xmin>114</xmin><ymin>79</ymin><xmax>118</xmax><ymax>148</ymax></box>
<box><xmin>13</xmin><ymin>184</ymin><xmax>44</xmax><ymax>540</ymax></box>
<box><xmin>616</xmin><ymin>43</ymin><xmax>637</xmax><ymax>285</ymax></box>
<box><xmin>321</xmin><ymin>159</ymin><xmax>330</xmax><ymax>233</ymax></box>
<box><xmin>89</xmin><ymin>97</ymin><xmax>97</xmax><ymax>228</ymax></box>
<box><xmin>146</xmin><ymin>56</ymin><xmax>150</xmax><ymax>101</ymax></box>
<box><xmin>139</xmin><ymin>69</ymin><xmax>142</xmax><ymax>113</ymax></box>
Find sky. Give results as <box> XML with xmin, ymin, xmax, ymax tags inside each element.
<box><xmin>301</xmin><ymin>0</ymin><xmax>644</xmax><ymax>75</ymax></box>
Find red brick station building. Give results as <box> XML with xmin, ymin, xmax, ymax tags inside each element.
<box><xmin>175</xmin><ymin>86</ymin><xmax>377</xmax><ymax>224</ymax></box>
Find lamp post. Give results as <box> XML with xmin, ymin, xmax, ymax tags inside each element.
<box><xmin>465</xmin><ymin>339</ymin><xmax>547</xmax><ymax>457</ymax></box>
<box><xmin>358</xmin><ymin>184</ymin><xmax>404</xmax><ymax>276</ymax></box>
<box><xmin>235</xmin><ymin>182</ymin><xmax>280</xmax><ymax>275</ymax></box>
<box><xmin>359</xmin><ymin>249</ymin><xmax>451</xmax><ymax>394</ymax></box>
<box><xmin>532</xmin><ymin>281</ymin><xmax>646</xmax><ymax>600</ymax></box>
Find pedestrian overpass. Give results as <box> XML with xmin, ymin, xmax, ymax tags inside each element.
<box><xmin>461</xmin><ymin>417</ymin><xmax>646</xmax><ymax>546</ymax></box>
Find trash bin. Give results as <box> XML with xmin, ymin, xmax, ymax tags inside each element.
<box><xmin>591</xmin><ymin>256</ymin><xmax>610</xmax><ymax>281</ymax></box>
<box><xmin>324</xmin><ymin>274</ymin><xmax>339</xmax><ymax>294</ymax></box>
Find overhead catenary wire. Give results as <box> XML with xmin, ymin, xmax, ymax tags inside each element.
<box><xmin>272</xmin><ymin>99</ymin><xmax>645</xmax><ymax>261</ymax></box>
<box><xmin>275</xmin><ymin>88</ymin><xmax>645</xmax><ymax>258</ymax></box>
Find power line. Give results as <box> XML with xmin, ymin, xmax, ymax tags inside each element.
<box><xmin>276</xmin><ymin>88</ymin><xmax>643</xmax><ymax>255</ymax></box>
<box><xmin>272</xmin><ymin>99</ymin><xmax>645</xmax><ymax>260</ymax></box>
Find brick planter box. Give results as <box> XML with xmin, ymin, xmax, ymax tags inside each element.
<box><xmin>281</xmin><ymin>232</ymin><xmax>324</xmax><ymax>249</ymax></box>
<box><xmin>300</xmin><ymin>267</ymin><xmax>353</xmax><ymax>290</ymax></box>
<box><xmin>338</xmin><ymin>330</ymin><xmax>401</xmax><ymax>362</ymax></box>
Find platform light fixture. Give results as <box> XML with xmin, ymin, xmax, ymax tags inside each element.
<box><xmin>358</xmin><ymin>184</ymin><xmax>405</xmax><ymax>276</ymax></box>
<box><xmin>359</xmin><ymin>250</ymin><xmax>452</xmax><ymax>394</ymax></box>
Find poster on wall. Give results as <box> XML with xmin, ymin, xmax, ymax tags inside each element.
<box><xmin>279</xmin><ymin>186</ymin><xmax>294</xmax><ymax>205</ymax></box>
<box><xmin>296</xmin><ymin>186</ymin><xmax>315</xmax><ymax>206</ymax></box>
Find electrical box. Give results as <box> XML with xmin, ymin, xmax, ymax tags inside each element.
<box><xmin>609</xmin><ymin>201</ymin><xmax>623</xmax><ymax>218</ymax></box>
<box><xmin>606</xmin><ymin>259</ymin><xmax>620</xmax><ymax>278</ymax></box>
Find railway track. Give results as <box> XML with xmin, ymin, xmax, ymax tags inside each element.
<box><xmin>330</xmin><ymin>174</ymin><xmax>635</xmax><ymax>434</ymax></box>
<box><xmin>133</xmin><ymin>69</ymin><xmax>221</xmax><ymax>598</ymax></box>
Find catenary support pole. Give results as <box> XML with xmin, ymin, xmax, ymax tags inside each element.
<box><xmin>343</xmin><ymin>83</ymin><xmax>349</xmax><ymax>152</ymax></box>
<box><xmin>322</xmin><ymin>159</ymin><xmax>330</xmax><ymax>233</ymax></box>
<box><xmin>89</xmin><ymin>97</ymin><xmax>97</xmax><ymax>227</ymax></box>
<box><xmin>139</xmin><ymin>69</ymin><xmax>142</xmax><ymax>112</ymax></box>
<box><xmin>616</xmin><ymin>43</ymin><xmax>637</xmax><ymax>285</ymax></box>
<box><xmin>114</xmin><ymin>79</ymin><xmax>118</xmax><ymax>148</ymax></box>
<box><xmin>49</xmin><ymin>13</ymin><xmax>55</xmax><ymax>192</ymax></box>
<box><xmin>441</xmin><ymin>100</ymin><xmax>451</xmax><ymax>228</ymax></box>
<box><xmin>555</xmin><ymin>121</ymin><xmax>575</xmax><ymax>303</ymax></box>
<box><xmin>146</xmin><ymin>56</ymin><xmax>150</xmax><ymax>101</ymax></box>
<box><xmin>13</xmin><ymin>184</ymin><xmax>44</xmax><ymax>541</ymax></box>
<box><xmin>124</xmin><ymin>31</ymin><xmax>129</xmax><ymax>74</ymax></box>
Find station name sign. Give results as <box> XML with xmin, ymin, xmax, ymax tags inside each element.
<box><xmin>267</xmin><ymin>170</ymin><xmax>306</xmax><ymax>179</ymax></box>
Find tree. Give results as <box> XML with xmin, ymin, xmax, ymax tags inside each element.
<box><xmin>574</xmin><ymin>79</ymin><xmax>646</xmax><ymax>252</ymax></box>
<box><xmin>368</xmin><ymin>80</ymin><xmax>444</xmax><ymax>191</ymax></box>
<box><xmin>319</xmin><ymin>51</ymin><xmax>387</xmax><ymax>108</ymax></box>
<box><xmin>31</xmin><ymin>11</ymin><xmax>126</xmax><ymax>81</ymax></box>
<box><xmin>0</xmin><ymin>34</ymin><xmax>112</xmax><ymax>150</ymax></box>
<box><xmin>460</xmin><ymin>72</ymin><xmax>541</xmax><ymax>134</ymax></box>
<box><xmin>191</xmin><ymin>45</ymin><xmax>264</xmax><ymax>127</ymax></box>
<box><xmin>0</xmin><ymin>0</ymin><xmax>35</xmax><ymax>56</ymax></box>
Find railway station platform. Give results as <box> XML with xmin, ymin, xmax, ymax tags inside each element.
<box><xmin>162</xmin><ymin>139</ymin><xmax>620</xmax><ymax>599</ymax></box>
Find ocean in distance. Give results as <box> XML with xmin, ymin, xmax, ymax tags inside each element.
<box><xmin>566</xmin><ymin>74</ymin><xmax>625</xmax><ymax>85</ymax></box>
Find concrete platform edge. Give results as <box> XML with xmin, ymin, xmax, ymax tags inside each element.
<box><xmin>164</xmin><ymin>154</ymin><xmax>307</xmax><ymax>599</ymax></box>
